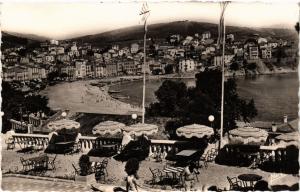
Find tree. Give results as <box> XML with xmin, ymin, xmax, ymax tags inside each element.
<box><xmin>164</xmin><ymin>64</ymin><xmax>174</xmax><ymax>74</ymax></box>
<box><xmin>47</xmin><ymin>71</ymin><xmax>60</xmax><ymax>82</ymax></box>
<box><xmin>1</xmin><ymin>82</ymin><xmax>51</xmax><ymax>133</ymax></box>
<box><xmin>147</xmin><ymin>80</ymin><xmax>189</xmax><ymax>117</ymax></box>
<box><xmin>147</xmin><ymin>69</ymin><xmax>258</xmax><ymax>134</ymax></box>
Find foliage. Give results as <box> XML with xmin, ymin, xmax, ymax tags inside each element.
<box><xmin>230</xmin><ymin>62</ymin><xmax>240</xmax><ymax>71</ymax></box>
<box><xmin>47</xmin><ymin>71</ymin><xmax>60</xmax><ymax>82</ymax></box>
<box><xmin>1</xmin><ymin>82</ymin><xmax>51</xmax><ymax>133</ymax></box>
<box><xmin>79</xmin><ymin>154</ymin><xmax>91</xmax><ymax>176</ymax></box>
<box><xmin>125</xmin><ymin>158</ymin><xmax>140</xmax><ymax>176</ymax></box>
<box><xmin>164</xmin><ymin>64</ymin><xmax>174</xmax><ymax>74</ymax></box>
<box><xmin>146</xmin><ymin>80</ymin><xmax>189</xmax><ymax>117</ymax></box>
<box><xmin>147</xmin><ymin>69</ymin><xmax>258</xmax><ymax>135</ymax></box>
<box><xmin>247</xmin><ymin>63</ymin><xmax>257</xmax><ymax>70</ymax></box>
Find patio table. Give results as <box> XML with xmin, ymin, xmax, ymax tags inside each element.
<box><xmin>176</xmin><ymin>150</ymin><xmax>198</xmax><ymax>157</ymax></box>
<box><xmin>163</xmin><ymin>166</ymin><xmax>185</xmax><ymax>179</ymax></box>
<box><xmin>238</xmin><ymin>173</ymin><xmax>262</xmax><ymax>189</ymax></box>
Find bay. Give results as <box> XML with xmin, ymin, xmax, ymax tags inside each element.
<box><xmin>110</xmin><ymin>73</ymin><xmax>299</xmax><ymax>122</ymax></box>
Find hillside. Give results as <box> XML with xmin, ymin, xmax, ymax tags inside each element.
<box><xmin>70</xmin><ymin>21</ymin><xmax>298</xmax><ymax>47</ymax></box>
<box><xmin>1</xmin><ymin>31</ymin><xmax>46</xmax><ymax>49</ymax></box>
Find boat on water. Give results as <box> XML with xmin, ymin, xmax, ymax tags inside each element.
<box><xmin>108</xmin><ymin>90</ymin><xmax>122</xmax><ymax>94</ymax></box>
<box><xmin>111</xmin><ymin>95</ymin><xmax>129</xmax><ymax>99</ymax></box>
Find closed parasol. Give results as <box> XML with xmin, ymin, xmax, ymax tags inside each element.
<box><xmin>92</xmin><ymin>121</ymin><xmax>125</xmax><ymax>135</ymax></box>
<box><xmin>275</xmin><ymin>132</ymin><xmax>300</xmax><ymax>148</ymax></box>
<box><xmin>228</xmin><ymin>126</ymin><xmax>268</xmax><ymax>145</ymax></box>
<box><xmin>122</xmin><ymin>123</ymin><xmax>158</xmax><ymax>136</ymax></box>
<box><xmin>47</xmin><ymin>119</ymin><xmax>80</xmax><ymax>131</ymax></box>
<box><xmin>176</xmin><ymin>124</ymin><xmax>214</xmax><ymax>138</ymax></box>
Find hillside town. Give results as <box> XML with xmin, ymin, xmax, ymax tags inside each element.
<box><xmin>2</xmin><ymin>31</ymin><xmax>298</xmax><ymax>83</ymax></box>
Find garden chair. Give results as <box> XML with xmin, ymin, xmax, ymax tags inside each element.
<box><xmin>149</xmin><ymin>167</ymin><xmax>163</xmax><ymax>186</ymax></box>
<box><xmin>100</xmin><ymin>158</ymin><xmax>109</xmax><ymax>176</ymax></box>
<box><xmin>227</xmin><ymin>176</ymin><xmax>243</xmax><ymax>190</ymax></box>
<box><xmin>48</xmin><ymin>154</ymin><xmax>57</xmax><ymax>170</ymax></box>
<box><xmin>95</xmin><ymin>166</ymin><xmax>106</xmax><ymax>182</ymax></box>
<box><xmin>5</xmin><ymin>137</ymin><xmax>15</xmax><ymax>150</ymax></box>
<box><xmin>72</xmin><ymin>163</ymin><xmax>80</xmax><ymax>176</ymax></box>
<box><xmin>20</xmin><ymin>157</ymin><xmax>33</xmax><ymax>172</ymax></box>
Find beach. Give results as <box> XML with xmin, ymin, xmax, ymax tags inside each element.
<box><xmin>40</xmin><ymin>80</ymin><xmax>142</xmax><ymax>115</ymax></box>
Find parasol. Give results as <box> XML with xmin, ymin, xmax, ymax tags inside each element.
<box><xmin>47</xmin><ymin>119</ymin><xmax>80</xmax><ymax>131</ymax></box>
<box><xmin>275</xmin><ymin>132</ymin><xmax>300</xmax><ymax>148</ymax></box>
<box><xmin>228</xmin><ymin>126</ymin><xmax>268</xmax><ymax>145</ymax></box>
<box><xmin>122</xmin><ymin>123</ymin><xmax>158</xmax><ymax>136</ymax></box>
<box><xmin>176</xmin><ymin>124</ymin><xmax>214</xmax><ymax>139</ymax></box>
<box><xmin>92</xmin><ymin>121</ymin><xmax>125</xmax><ymax>135</ymax></box>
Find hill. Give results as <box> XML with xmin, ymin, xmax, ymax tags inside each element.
<box><xmin>1</xmin><ymin>31</ymin><xmax>48</xmax><ymax>49</ymax></box>
<box><xmin>70</xmin><ymin>21</ymin><xmax>298</xmax><ymax>47</ymax></box>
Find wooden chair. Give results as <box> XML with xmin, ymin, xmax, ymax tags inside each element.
<box><xmin>149</xmin><ymin>167</ymin><xmax>163</xmax><ymax>186</ymax></box>
<box><xmin>227</xmin><ymin>176</ymin><xmax>243</xmax><ymax>190</ymax></box>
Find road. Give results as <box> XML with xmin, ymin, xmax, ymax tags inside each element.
<box><xmin>2</xmin><ymin>177</ymin><xmax>90</xmax><ymax>191</ymax></box>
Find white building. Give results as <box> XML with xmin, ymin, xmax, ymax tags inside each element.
<box><xmin>179</xmin><ymin>59</ymin><xmax>196</xmax><ymax>72</ymax></box>
<box><xmin>261</xmin><ymin>47</ymin><xmax>272</xmax><ymax>59</ymax></box>
<box><xmin>213</xmin><ymin>55</ymin><xmax>235</xmax><ymax>67</ymax></box>
<box><xmin>131</xmin><ymin>43</ymin><xmax>139</xmax><ymax>54</ymax></box>
<box><xmin>202</xmin><ymin>31</ymin><xmax>211</xmax><ymax>40</ymax></box>
<box><xmin>249</xmin><ymin>46</ymin><xmax>259</xmax><ymax>60</ymax></box>
<box><xmin>75</xmin><ymin>60</ymin><xmax>87</xmax><ymax>78</ymax></box>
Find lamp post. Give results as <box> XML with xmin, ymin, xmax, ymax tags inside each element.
<box><xmin>131</xmin><ymin>113</ymin><xmax>138</xmax><ymax>124</ymax></box>
<box><xmin>61</xmin><ymin>111</ymin><xmax>67</xmax><ymax>119</ymax></box>
<box><xmin>208</xmin><ymin>115</ymin><xmax>215</xmax><ymax>128</ymax></box>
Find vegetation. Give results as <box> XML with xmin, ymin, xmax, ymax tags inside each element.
<box><xmin>78</xmin><ymin>154</ymin><xmax>91</xmax><ymax>176</ymax></box>
<box><xmin>1</xmin><ymin>82</ymin><xmax>51</xmax><ymax>133</ymax></box>
<box><xmin>147</xmin><ymin>69</ymin><xmax>258</xmax><ymax>136</ymax></box>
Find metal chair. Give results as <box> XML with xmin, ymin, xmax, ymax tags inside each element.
<box><xmin>149</xmin><ymin>167</ymin><xmax>163</xmax><ymax>186</ymax></box>
<box><xmin>72</xmin><ymin>163</ymin><xmax>80</xmax><ymax>177</ymax></box>
<box><xmin>100</xmin><ymin>158</ymin><xmax>109</xmax><ymax>176</ymax></box>
<box><xmin>227</xmin><ymin>176</ymin><xmax>243</xmax><ymax>190</ymax></box>
<box><xmin>48</xmin><ymin>154</ymin><xmax>57</xmax><ymax>170</ymax></box>
<box><xmin>5</xmin><ymin>138</ymin><xmax>15</xmax><ymax>150</ymax></box>
<box><xmin>95</xmin><ymin>166</ymin><xmax>106</xmax><ymax>182</ymax></box>
<box><xmin>20</xmin><ymin>157</ymin><xmax>33</xmax><ymax>172</ymax></box>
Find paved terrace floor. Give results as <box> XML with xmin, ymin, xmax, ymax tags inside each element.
<box><xmin>1</xmin><ymin>143</ymin><xmax>299</xmax><ymax>191</ymax></box>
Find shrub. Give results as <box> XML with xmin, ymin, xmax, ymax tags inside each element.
<box><xmin>79</xmin><ymin>154</ymin><xmax>91</xmax><ymax>176</ymax></box>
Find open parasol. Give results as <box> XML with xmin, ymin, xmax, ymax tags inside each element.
<box><xmin>92</xmin><ymin>121</ymin><xmax>125</xmax><ymax>135</ymax></box>
<box><xmin>122</xmin><ymin>123</ymin><xmax>158</xmax><ymax>136</ymax></box>
<box><xmin>176</xmin><ymin>124</ymin><xmax>214</xmax><ymax>139</ymax></box>
<box><xmin>275</xmin><ymin>132</ymin><xmax>300</xmax><ymax>148</ymax></box>
<box><xmin>228</xmin><ymin>126</ymin><xmax>268</xmax><ymax>145</ymax></box>
<box><xmin>47</xmin><ymin>119</ymin><xmax>80</xmax><ymax>131</ymax></box>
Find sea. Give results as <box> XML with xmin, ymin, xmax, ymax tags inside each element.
<box><xmin>110</xmin><ymin>73</ymin><xmax>299</xmax><ymax>122</ymax></box>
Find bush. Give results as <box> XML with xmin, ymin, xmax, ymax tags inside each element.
<box><xmin>79</xmin><ymin>154</ymin><xmax>91</xmax><ymax>176</ymax></box>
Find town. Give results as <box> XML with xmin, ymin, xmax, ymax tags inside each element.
<box><xmin>2</xmin><ymin>29</ymin><xmax>298</xmax><ymax>84</ymax></box>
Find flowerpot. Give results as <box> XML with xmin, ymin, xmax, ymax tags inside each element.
<box><xmin>75</xmin><ymin>175</ymin><xmax>88</xmax><ymax>183</ymax></box>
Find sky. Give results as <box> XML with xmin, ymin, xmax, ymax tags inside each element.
<box><xmin>1</xmin><ymin>1</ymin><xmax>299</xmax><ymax>40</ymax></box>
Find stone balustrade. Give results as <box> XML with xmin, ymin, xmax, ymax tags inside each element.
<box><xmin>12</xmin><ymin>133</ymin><xmax>49</xmax><ymax>149</ymax></box>
<box><xmin>10</xmin><ymin>133</ymin><xmax>187</xmax><ymax>159</ymax></box>
<box><xmin>150</xmin><ymin>139</ymin><xmax>189</xmax><ymax>157</ymax></box>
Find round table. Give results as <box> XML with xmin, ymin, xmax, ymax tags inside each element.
<box><xmin>238</xmin><ymin>174</ymin><xmax>262</xmax><ymax>189</ymax></box>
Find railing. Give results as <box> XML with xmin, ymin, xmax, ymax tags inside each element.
<box><xmin>12</xmin><ymin>133</ymin><xmax>49</xmax><ymax>149</ymax></box>
<box><xmin>10</xmin><ymin>133</ymin><xmax>187</xmax><ymax>159</ymax></box>
<box><xmin>150</xmin><ymin>139</ymin><xmax>189</xmax><ymax>158</ymax></box>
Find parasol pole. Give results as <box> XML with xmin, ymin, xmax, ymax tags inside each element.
<box><xmin>219</xmin><ymin>1</ymin><xmax>229</xmax><ymax>150</ymax></box>
<box><xmin>140</xmin><ymin>2</ymin><xmax>150</xmax><ymax>124</ymax></box>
